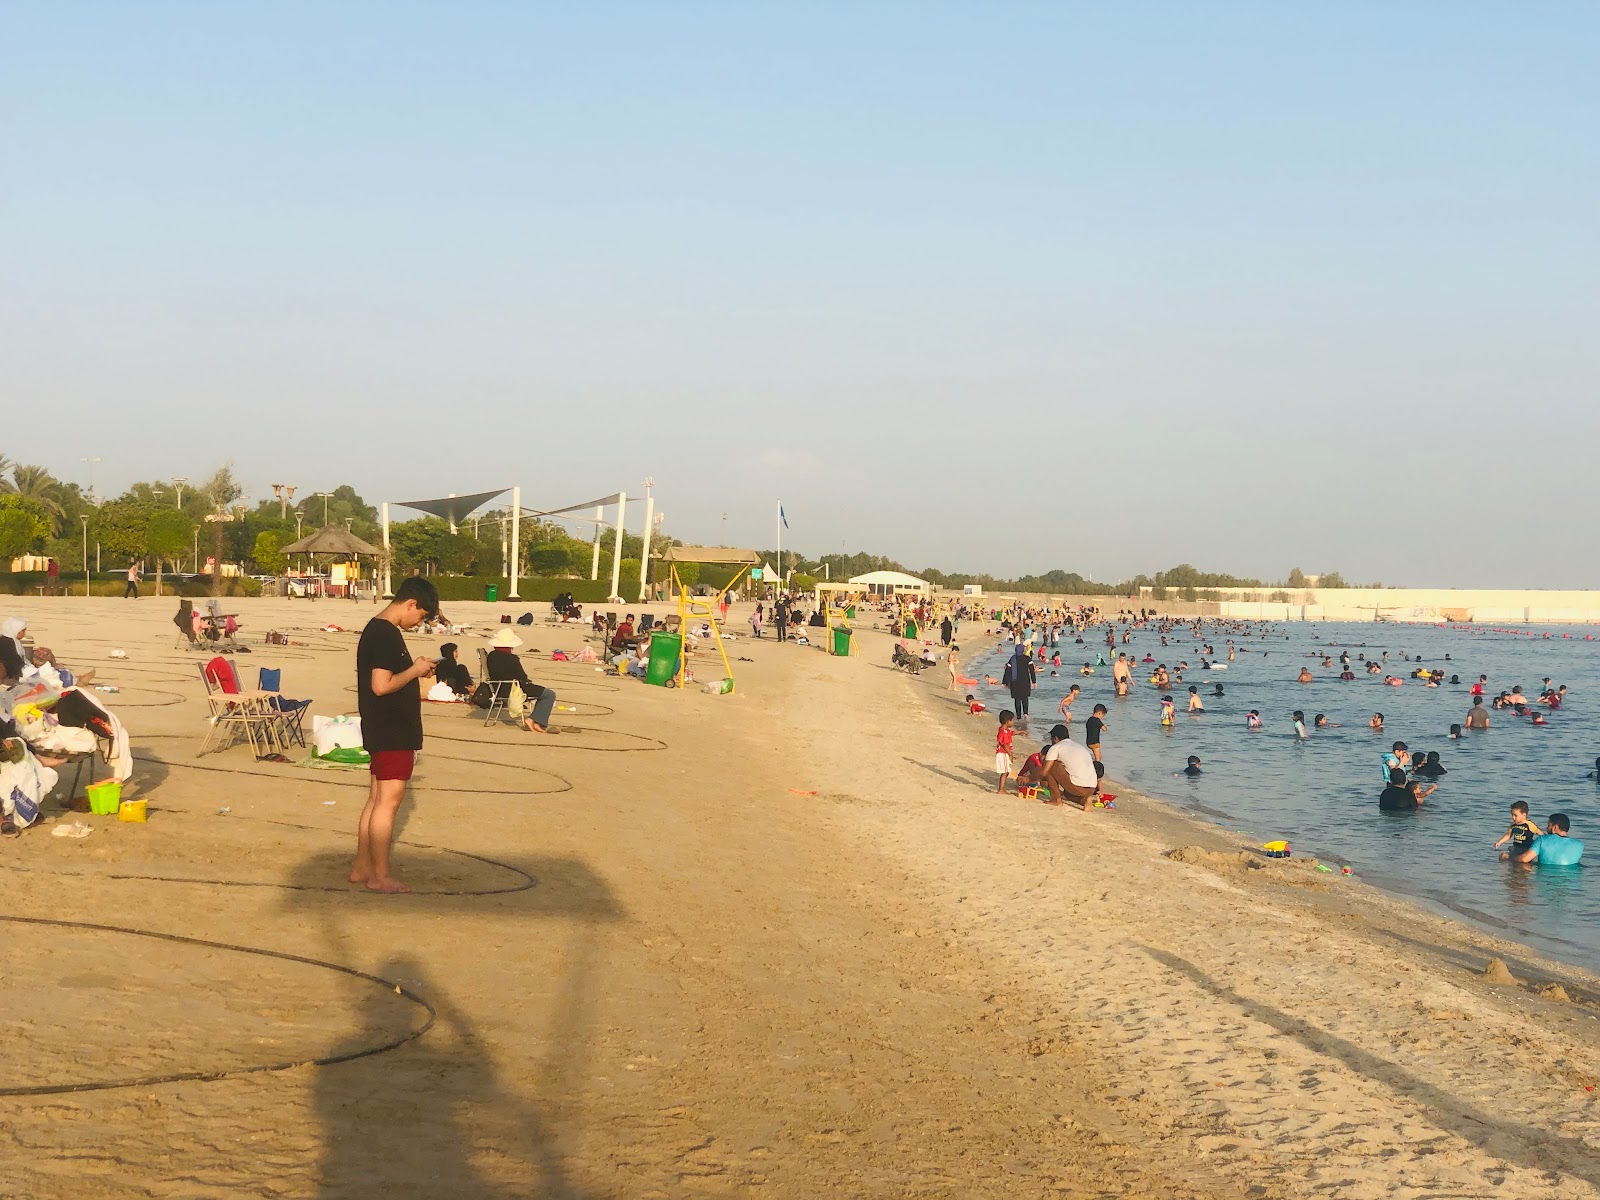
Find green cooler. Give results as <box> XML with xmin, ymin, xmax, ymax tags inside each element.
<box><xmin>645</xmin><ymin>632</ymin><xmax>683</xmax><ymax>686</ymax></box>
<box><xmin>831</xmin><ymin>625</ymin><xmax>853</xmax><ymax>656</ymax></box>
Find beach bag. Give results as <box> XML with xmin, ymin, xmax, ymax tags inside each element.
<box><xmin>470</xmin><ymin>682</ymin><xmax>494</xmax><ymax>709</ymax></box>
<box><xmin>506</xmin><ymin>681</ymin><xmax>528</xmax><ymax>720</ymax></box>
<box><xmin>312</xmin><ymin>714</ymin><xmax>363</xmax><ymax>757</ymax></box>
<box><xmin>517</xmin><ymin>612</ymin><xmax>534</xmax><ymax>625</ymax></box>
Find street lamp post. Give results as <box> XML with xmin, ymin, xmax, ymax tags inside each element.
<box><xmin>294</xmin><ymin>508</ymin><xmax>305</xmax><ymax>540</ymax></box>
<box><xmin>81</xmin><ymin>515</ymin><xmax>89</xmax><ymax>597</ymax></box>
<box><xmin>80</xmin><ymin>456</ymin><xmax>103</xmax><ymax>505</ymax></box>
<box><xmin>172</xmin><ymin>477</ymin><xmax>187</xmax><ymax>508</ymax></box>
<box><xmin>316</xmin><ymin>492</ymin><xmax>333</xmax><ymax>526</ymax></box>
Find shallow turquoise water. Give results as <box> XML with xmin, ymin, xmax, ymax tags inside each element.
<box><xmin>973</xmin><ymin>621</ymin><xmax>1599</xmax><ymax>970</ymax></box>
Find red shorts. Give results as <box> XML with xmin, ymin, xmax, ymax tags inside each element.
<box><xmin>369</xmin><ymin>750</ymin><xmax>416</xmax><ymax>781</ymax></box>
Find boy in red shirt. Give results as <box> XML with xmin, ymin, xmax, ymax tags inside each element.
<box><xmin>995</xmin><ymin>710</ymin><xmax>1016</xmax><ymax>793</ymax></box>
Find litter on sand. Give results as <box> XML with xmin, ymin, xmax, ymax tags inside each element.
<box><xmin>322</xmin><ymin>800</ymin><xmax>337</xmax><ymax>806</ymax></box>
<box><xmin>51</xmin><ymin>822</ymin><xmax>92</xmax><ymax>839</ymax></box>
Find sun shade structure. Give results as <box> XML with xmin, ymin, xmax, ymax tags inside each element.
<box><xmin>660</xmin><ymin>547</ymin><xmax>761</xmax><ymax>565</ymax></box>
<box><xmin>282</xmin><ymin>526</ymin><xmax>383</xmax><ymax>557</ymax></box>
<box><xmin>392</xmin><ymin>488</ymin><xmax>510</xmax><ymax>529</ymax></box>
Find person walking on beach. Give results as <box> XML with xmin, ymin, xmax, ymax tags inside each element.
<box><xmin>1002</xmin><ymin>644</ymin><xmax>1036</xmax><ymax>723</ymax></box>
<box><xmin>351</xmin><ymin>576</ymin><xmax>440</xmax><ymax>894</ymax></box>
<box><xmin>774</xmin><ymin>595</ymin><xmax>789</xmax><ymax>643</ymax></box>
<box><xmin>123</xmin><ymin>561</ymin><xmax>141</xmax><ymax>599</ymax></box>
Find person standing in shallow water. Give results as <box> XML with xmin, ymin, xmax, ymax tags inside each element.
<box><xmin>1003</xmin><ymin>644</ymin><xmax>1036</xmax><ymax>723</ymax></box>
<box><xmin>351</xmin><ymin>576</ymin><xmax>439</xmax><ymax>895</ymax></box>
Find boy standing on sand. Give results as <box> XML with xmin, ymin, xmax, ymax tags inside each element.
<box><xmin>351</xmin><ymin>577</ymin><xmax>440</xmax><ymax>894</ymax></box>
<box><xmin>995</xmin><ymin>710</ymin><xmax>1016</xmax><ymax>794</ymax></box>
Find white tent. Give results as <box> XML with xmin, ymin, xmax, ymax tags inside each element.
<box><xmin>848</xmin><ymin>570</ymin><xmax>931</xmax><ymax>597</ymax></box>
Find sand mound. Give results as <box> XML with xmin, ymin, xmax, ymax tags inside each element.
<box><xmin>1165</xmin><ymin>845</ymin><xmax>1329</xmax><ymax>890</ymax></box>
<box><xmin>1536</xmin><ymin>982</ymin><xmax>1572</xmax><ymax>1003</ymax></box>
<box><xmin>1482</xmin><ymin>957</ymin><xmax>1519</xmax><ymax>985</ymax></box>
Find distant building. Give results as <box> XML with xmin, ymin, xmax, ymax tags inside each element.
<box><xmin>849</xmin><ymin>570</ymin><xmax>931</xmax><ymax>598</ymax></box>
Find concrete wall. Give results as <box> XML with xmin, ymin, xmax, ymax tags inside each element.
<box><xmin>1214</xmin><ymin>589</ymin><xmax>1600</xmax><ymax>625</ymax></box>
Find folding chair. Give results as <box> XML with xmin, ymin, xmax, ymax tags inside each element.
<box><xmin>174</xmin><ymin>599</ymin><xmax>205</xmax><ymax>651</ymax></box>
<box><xmin>475</xmin><ymin>647</ymin><xmax>511</xmax><ymax>727</ymax></box>
<box><xmin>256</xmin><ymin>666</ymin><xmax>312</xmax><ymax>748</ymax></box>
<box><xmin>198</xmin><ymin>658</ymin><xmax>279</xmax><ymax>757</ymax></box>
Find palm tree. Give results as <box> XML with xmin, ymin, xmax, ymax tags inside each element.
<box><xmin>0</xmin><ymin>455</ymin><xmax>13</xmax><ymax>487</ymax></box>
<box><xmin>7</xmin><ymin>464</ymin><xmax>66</xmax><ymax>535</ymax></box>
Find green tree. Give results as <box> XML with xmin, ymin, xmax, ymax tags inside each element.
<box><xmin>252</xmin><ymin>530</ymin><xmax>285</xmax><ymax>574</ymax></box>
<box><xmin>147</xmin><ymin>509</ymin><xmax>195</xmax><ymax>596</ymax></box>
<box><xmin>0</xmin><ymin>496</ymin><xmax>49</xmax><ymax>560</ymax></box>
<box><xmin>1318</xmin><ymin>571</ymin><xmax>1348</xmax><ymax>589</ymax></box>
<box><xmin>1286</xmin><ymin>567</ymin><xmax>1307</xmax><ymax>587</ymax></box>
<box><xmin>2</xmin><ymin>464</ymin><xmax>66</xmax><ymax>535</ymax></box>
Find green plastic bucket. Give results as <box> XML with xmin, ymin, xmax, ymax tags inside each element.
<box><xmin>645</xmin><ymin>632</ymin><xmax>683</xmax><ymax>687</ymax></box>
<box><xmin>86</xmin><ymin>779</ymin><xmax>122</xmax><ymax>816</ymax></box>
<box><xmin>831</xmin><ymin>626</ymin><xmax>853</xmax><ymax>656</ymax></box>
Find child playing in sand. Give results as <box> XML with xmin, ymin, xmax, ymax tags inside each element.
<box><xmin>1493</xmin><ymin>802</ymin><xmax>1542</xmax><ymax>858</ymax></box>
<box><xmin>966</xmin><ymin>694</ymin><xmax>986</xmax><ymax>714</ymax></box>
<box><xmin>995</xmin><ymin>710</ymin><xmax>1016</xmax><ymax>793</ymax></box>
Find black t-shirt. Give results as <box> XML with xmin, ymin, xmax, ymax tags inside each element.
<box><xmin>1378</xmin><ymin>785</ymin><xmax>1419</xmax><ymax>810</ymax></box>
<box><xmin>357</xmin><ymin>618</ymin><xmax>423</xmax><ymax>752</ymax></box>
<box><xmin>1085</xmin><ymin>715</ymin><xmax>1105</xmax><ymax>746</ymax></box>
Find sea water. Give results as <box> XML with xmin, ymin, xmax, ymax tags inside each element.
<box><xmin>973</xmin><ymin>621</ymin><xmax>1600</xmax><ymax>971</ymax></box>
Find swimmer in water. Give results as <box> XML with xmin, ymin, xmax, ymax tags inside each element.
<box><xmin>1159</xmin><ymin>695</ymin><xmax>1176</xmax><ymax>727</ymax></box>
<box><xmin>1246</xmin><ymin>710</ymin><xmax>1262</xmax><ymax>730</ymax></box>
<box><xmin>1188</xmin><ymin>685</ymin><xmax>1204</xmax><ymax>713</ymax></box>
<box><xmin>1212</xmin><ymin>682</ymin><xmax>1224</xmax><ymax>697</ymax></box>
<box><xmin>1531</xmin><ymin>711</ymin><xmax>1549</xmax><ymax>726</ymax></box>
<box><xmin>1181</xmin><ymin>755</ymin><xmax>1202</xmax><ymax>777</ymax></box>
<box><xmin>1493</xmin><ymin>801</ymin><xmax>1542</xmax><ymax>857</ymax></box>
<box><xmin>1292</xmin><ymin>710</ymin><xmax>1308</xmax><ymax>739</ymax></box>
<box><xmin>1314</xmin><ymin>713</ymin><xmax>1338</xmax><ymax>728</ymax></box>
<box><xmin>1297</xmin><ymin>667</ymin><xmax>1314</xmax><ymax>683</ymax></box>
<box><xmin>1370</xmin><ymin>712</ymin><xmax>1385</xmax><ymax>731</ymax></box>
<box><xmin>1449</xmin><ymin>723</ymin><xmax>1462</xmax><ymax>740</ymax></box>
<box><xmin>1058</xmin><ymin>684</ymin><xmax>1081</xmax><ymax>720</ymax></box>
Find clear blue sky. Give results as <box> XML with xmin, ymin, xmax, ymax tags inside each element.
<box><xmin>2</xmin><ymin>3</ymin><xmax>1596</xmax><ymax>585</ymax></box>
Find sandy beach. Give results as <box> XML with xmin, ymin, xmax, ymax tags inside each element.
<box><xmin>4</xmin><ymin>595</ymin><xmax>1600</xmax><ymax>1199</ymax></box>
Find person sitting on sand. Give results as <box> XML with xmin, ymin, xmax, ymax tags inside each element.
<box><xmin>1380</xmin><ymin>767</ymin><xmax>1435</xmax><ymax>810</ymax></box>
<box><xmin>485</xmin><ymin>630</ymin><xmax>560</xmax><ymax>734</ymax></box>
<box><xmin>1505</xmin><ymin>812</ymin><xmax>1584</xmax><ymax>865</ymax></box>
<box><xmin>435</xmin><ymin>643</ymin><xmax>473</xmax><ymax>696</ymax></box>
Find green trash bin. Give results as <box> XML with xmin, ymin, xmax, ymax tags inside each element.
<box><xmin>903</xmin><ymin>619</ymin><xmax>918</xmax><ymax>639</ymax></box>
<box><xmin>845</xmin><ymin>605</ymin><xmax>856</xmax><ymax>619</ymax></box>
<box><xmin>645</xmin><ymin>632</ymin><xmax>683</xmax><ymax>687</ymax></box>
<box><xmin>484</xmin><ymin>583</ymin><xmax>498</xmax><ymax>602</ymax></box>
<box><xmin>831</xmin><ymin>625</ymin><xmax>853</xmax><ymax>656</ymax></box>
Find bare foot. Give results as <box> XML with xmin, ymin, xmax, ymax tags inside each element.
<box><xmin>348</xmin><ymin>871</ymin><xmax>370</xmax><ymax>884</ymax></box>
<box><xmin>365</xmin><ymin>877</ymin><xmax>412</xmax><ymax>894</ymax></box>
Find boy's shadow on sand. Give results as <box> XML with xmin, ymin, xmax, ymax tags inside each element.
<box><xmin>283</xmin><ymin>854</ymin><xmax>626</xmax><ymax>1199</ymax></box>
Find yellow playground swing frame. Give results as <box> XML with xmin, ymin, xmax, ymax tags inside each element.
<box><xmin>660</xmin><ymin>546</ymin><xmax>761</xmax><ymax>691</ymax></box>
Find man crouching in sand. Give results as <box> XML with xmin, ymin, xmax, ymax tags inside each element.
<box><xmin>1040</xmin><ymin>724</ymin><xmax>1099</xmax><ymax>811</ymax></box>
<box><xmin>351</xmin><ymin>577</ymin><xmax>439</xmax><ymax>893</ymax></box>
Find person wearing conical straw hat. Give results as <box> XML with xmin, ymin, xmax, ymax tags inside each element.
<box><xmin>486</xmin><ymin>629</ymin><xmax>560</xmax><ymax>734</ymax></box>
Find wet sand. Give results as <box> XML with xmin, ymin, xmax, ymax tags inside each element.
<box><xmin>3</xmin><ymin>595</ymin><xmax>1599</xmax><ymax>1198</ymax></box>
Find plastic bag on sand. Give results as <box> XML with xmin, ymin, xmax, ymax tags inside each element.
<box><xmin>702</xmin><ymin>678</ymin><xmax>733</xmax><ymax>695</ymax></box>
<box><xmin>52</xmin><ymin>822</ymin><xmax>91</xmax><ymax>839</ymax></box>
<box><xmin>312</xmin><ymin>714</ymin><xmax>363</xmax><ymax>757</ymax></box>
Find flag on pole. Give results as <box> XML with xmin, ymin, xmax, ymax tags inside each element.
<box><xmin>779</xmin><ymin>504</ymin><xmax>789</xmax><ymax>530</ymax></box>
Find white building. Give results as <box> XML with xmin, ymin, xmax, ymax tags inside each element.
<box><xmin>849</xmin><ymin>570</ymin><xmax>931</xmax><ymax>598</ymax></box>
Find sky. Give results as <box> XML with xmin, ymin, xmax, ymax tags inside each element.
<box><xmin>2</xmin><ymin>3</ymin><xmax>1596</xmax><ymax>586</ymax></box>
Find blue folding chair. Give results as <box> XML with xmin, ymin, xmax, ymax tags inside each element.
<box><xmin>257</xmin><ymin>666</ymin><xmax>312</xmax><ymax>748</ymax></box>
